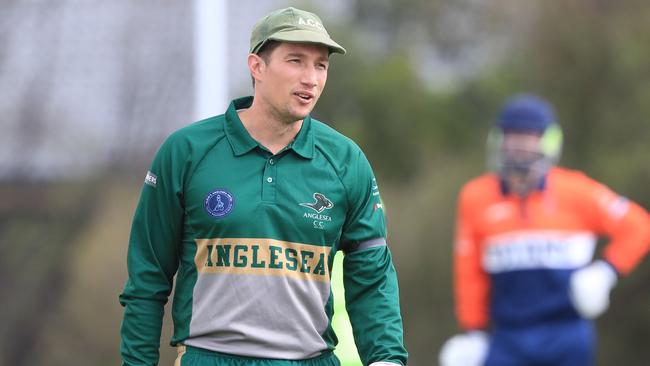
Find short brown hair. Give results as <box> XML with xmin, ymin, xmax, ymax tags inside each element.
<box><xmin>257</xmin><ymin>40</ymin><xmax>281</xmax><ymax>63</ymax></box>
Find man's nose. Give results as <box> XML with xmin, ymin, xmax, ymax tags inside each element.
<box><xmin>301</xmin><ymin>67</ymin><xmax>318</xmax><ymax>88</ymax></box>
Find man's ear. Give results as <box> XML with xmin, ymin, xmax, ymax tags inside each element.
<box><xmin>248</xmin><ymin>53</ymin><xmax>265</xmax><ymax>84</ymax></box>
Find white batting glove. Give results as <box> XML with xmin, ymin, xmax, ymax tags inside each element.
<box><xmin>569</xmin><ymin>260</ymin><xmax>618</xmax><ymax>319</ymax></box>
<box><xmin>369</xmin><ymin>362</ymin><xmax>402</xmax><ymax>366</ymax></box>
<box><xmin>439</xmin><ymin>330</ymin><xmax>489</xmax><ymax>366</ymax></box>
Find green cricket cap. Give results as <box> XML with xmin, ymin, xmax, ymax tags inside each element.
<box><xmin>250</xmin><ymin>7</ymin><xmax>346</xmax><ymax>55</ymax></box>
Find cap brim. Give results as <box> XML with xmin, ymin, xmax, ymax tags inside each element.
<box><xmin>265</xmin><ymin>29</ymin><xmax>346</xmax><ymax>55</ymax></box>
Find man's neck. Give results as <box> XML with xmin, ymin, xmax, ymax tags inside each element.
<box><xmin>238</xmin><ymin>100</ymin><xmax>303</xmax><ymax>155</ymax></box>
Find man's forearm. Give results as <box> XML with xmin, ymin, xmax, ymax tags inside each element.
<box><xmin>343</xmin><ymin>245</ymin><xmax>408</xmax><ymax>365</ymax></box>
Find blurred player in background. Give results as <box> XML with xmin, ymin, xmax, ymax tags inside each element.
<box><xmin>439</xmin><ymin>93</ymin><xmax>650</xmax><ymax>366</ymax></box>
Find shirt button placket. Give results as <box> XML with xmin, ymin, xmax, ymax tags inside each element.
<box><xmin>262</xmin><ymin>156</ymin><xmax>278</xmax><ymax>202</ymax></box>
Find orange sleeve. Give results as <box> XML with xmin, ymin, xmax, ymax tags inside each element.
<box><xmin>453</xmin><ymin>184</ymin><xmax>490</xmax><ymax>330</ymax></box>
<box><xmin>581</xmin><ymin>177</ymin><xmax>650</xmax><ymax>275</ymax></box>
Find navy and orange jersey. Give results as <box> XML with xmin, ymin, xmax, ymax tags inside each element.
<box><xmin>453</xmin><ymin>167</ymin><xmax>650</xmax><ymax>330</ymax></box>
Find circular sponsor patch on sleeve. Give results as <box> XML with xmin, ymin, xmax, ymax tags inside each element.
<box><xmin>204</xmin><ymin>189</ymin><xmax>234</xmax><ymax>218</ymax></box>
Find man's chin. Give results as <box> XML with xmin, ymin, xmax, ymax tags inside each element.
<box><xmin>287</xmin><ymin>108</ymin><xmax>312</xmax><ymax>122</ymax></box>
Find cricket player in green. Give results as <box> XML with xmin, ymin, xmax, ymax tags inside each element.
<box><xmin>119</xmin><ymin>6</ymin><xmax>408</xmax><ymax>366</ymax></box>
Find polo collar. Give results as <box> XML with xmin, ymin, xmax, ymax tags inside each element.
<box><xmin>224</xmin><ymin>96</ymin><xmax>314</xmax><ymax>159</ymax></box>
<box><xmin>290</xmin><ymin>113</ymin><xmax>315</xmax><ymax>159</ymax></box>
<box><xmin>225</xmin><ymin>97</ymin><xmax>258</xmax><ymax>156</ymax></box>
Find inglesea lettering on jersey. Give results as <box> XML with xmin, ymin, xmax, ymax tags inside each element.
<box><xmin>194</xmin><ymin>238</ymin><xmax>331</xmax><ymax>282</ymax></box>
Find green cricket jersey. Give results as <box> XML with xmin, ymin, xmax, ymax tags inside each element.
<box><xmin>119</xmin><ymin>97</ymin><xmax>407</xmax><ymax>365</ymax></box>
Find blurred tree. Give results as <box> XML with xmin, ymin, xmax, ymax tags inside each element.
<box><xmin>521</xmin><ymin>0</ymin><xmax>650</xmax><ymax>205</ymax></box>
<box><xmin>317</xmin><ymin>51</ymin><xmax>434</xmax><ymax>182</ymax></box>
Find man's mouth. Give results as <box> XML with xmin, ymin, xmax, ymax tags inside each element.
<box><xmin>294</xmin><ymin>91</ymin><xmax>314</xmax><ymax>103</ymax></box>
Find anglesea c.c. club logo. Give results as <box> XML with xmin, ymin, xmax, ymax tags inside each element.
<box><xmin>300</xmin><ymin>192</ymin><xmax>333</xmax><ymax>213</ymax></box>
<box><xmin>205</xmin><ymin>189</ymin><xmax>234</xmax><ymax>218</ymax></box>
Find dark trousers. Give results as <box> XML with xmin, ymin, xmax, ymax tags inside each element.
<box><xmin>485</xmin><ymin>319</ymin><xmax>595</xmax><ymax>366</ymax></box>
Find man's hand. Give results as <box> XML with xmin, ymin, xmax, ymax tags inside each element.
<box><xmin>569</xmin><ymin>260</ymin><xmax>618</xmax><ymax>319</ymax></box>
<box><xmin>439</xmin><ymin>330</ymin><xmax>489</xmax><ymax>366</ymax></box>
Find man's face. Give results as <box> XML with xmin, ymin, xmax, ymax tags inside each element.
<box><xmin>254</xmin><ymin>42</ymin><xmax>329</xmax><ymax>123</ymax></box>
<box><xmin>500</xmin><ymin>131</ymin><xmax>547</xmax><ymax>196</ymax></box>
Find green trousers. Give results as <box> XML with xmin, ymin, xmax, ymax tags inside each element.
<box><xmin>175</xmin><ymin>345</ymin><xmax>341</xmax><ymax>366</ymax></box>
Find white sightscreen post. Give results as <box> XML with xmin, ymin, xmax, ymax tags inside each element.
<box><xmin>194</xmin><ymin>0</ymin><xmax>227</xmax><ymax>121</ymax></box>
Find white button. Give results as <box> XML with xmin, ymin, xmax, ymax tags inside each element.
<box><xmin>266</xmin><ymin>177</ymin><xmax>273</xmax><ymax>183</ymax></box>
<box><xmin>269</xmin><ymin>159</ymin><xmax>275</xmax><ymax>165</ymax></box>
